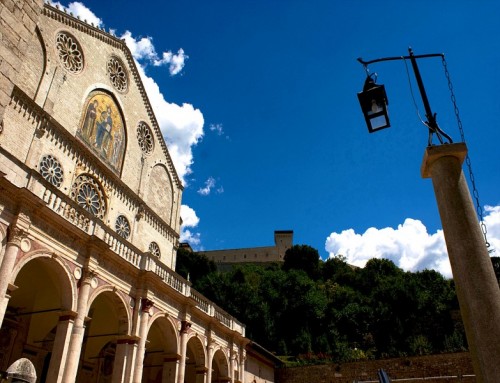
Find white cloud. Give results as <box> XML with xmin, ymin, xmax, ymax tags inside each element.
<box><xmin>154</xmin><ymin>49</ymin><xmax>189</xmax><ymax>76</ymax></box>
<box><xmin>325</xmin><ymin>206</ymin><xmax>500</xmax><ymax>279</ymax></box>
<box><xmin>197</xmin><ymin>177</ymin><xmax>224</xmax><ymax>196</ymax></box>
<box><xmin>51</xmin><ymin>2</ymin><xmax>103</xmax><ymax>27</ymax></box>
<box><xmin>180</xmin><ymin>205</ymin><xmax>201</xmax><ymax>248</ymax></box>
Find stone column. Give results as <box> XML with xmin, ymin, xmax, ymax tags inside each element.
<box><xmin>162</xmin><ymin>354</ymin><xmax>180</xmax><ymax>383</ymax></box>
<box><xmin>422</xmin><ymin>143</ymin><xmax>500</xmax><ymax>383</ymax></box>
<box><xmin>61</xmin><ymin>269</ymin><xmax>95</xmax><ymax>382</ymax></box>
<box><xmin>206</xmin><ymin>341</ymin><xmax>214</xmax><ymax>383</ymax></box>
<box><xmin>0</xmin><ymin>226</ymin><xmax>25</xmax><ymax>327</ymax></box>
<box><xmin>112</xmin><ymin>337</ymin><xmax>136</xmax><ymax>383</ymax></box>
<box><xmin>176</xmin><ymin>320</ymin><xmax>191</xmax><ymax>383</ymax></box>
<box><xmin>132</xmin><ymin>298</ymin><xmax>154</xmax><ymax>383</ymax></box>
<box><xmin>229</xmin><ymin>352</ymin><xmax>235</xmax><ymax>383</ymax></box>
<box><xmin>45</xmin><ymin>311</ymin><xmax>77</xmax><ymax>383</ymax></box>
<box><xmin>239</xmin><ymin>350</ymin><xmax>246</xmax><ymax>383</ymax></box>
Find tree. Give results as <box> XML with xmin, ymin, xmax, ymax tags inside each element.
<box><xmin>283</xmin><ymin>245</ymin><xmax>321</xmax><ymax>279</ymax></box>
<box><xmin>175</xmin><ymin>248</ymin><xmax>217</xmax><ymax>286</ymax></box>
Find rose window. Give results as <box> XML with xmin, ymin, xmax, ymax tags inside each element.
<box><xmin>149</xmin><ymin>242</ymin><xmax>160</xmax><ymax>257</ymax></box>
<box><xmin>137</xmin><ymin>122</ymin><xmax>154</xmax><ymax>155</ymax></box>
<box><xmin>115</xmin><ymin>215</ymin><xmax>131</xmax><ymax>239</ymax></box>
<box><xmin>107</xmin><ymin>56</ymin><xmax>128</xmax><ymax>92</ymax></box>
<box><xmin>71</xmin><ymin>175</ymin><xmax>106</xmax><ymax>219</ymax></box>
<box><xmin>39</xmin><ymin>155</ymin><xmax>63</xmax><ymax>187</ymax></box>
<box><xmin>55</xmin><ymin>32</ymin><xmax>84</xmax><ymax>74</ymax></box>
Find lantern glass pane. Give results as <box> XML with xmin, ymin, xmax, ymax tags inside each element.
<box><xmin>369</xmin><ymin>114</ymin><xmax>388</xmax><ymax>130</ymax></box>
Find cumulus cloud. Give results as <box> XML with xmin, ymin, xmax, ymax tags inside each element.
<box><xmin>180</xmin><ymin>205</ymin><xmax>201</xmax><ymax>248</ymax></box>
<box><xmin>325</xmin><ymin>206</ymin><xmax>500</xmax><ymax>278</ymax></box>
<box><xmin>51</xmin><ymin>1</ymin><xmax>103</xmax><ymax>27</ymax></box>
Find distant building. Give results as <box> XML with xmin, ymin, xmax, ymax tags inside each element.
<box><xmin>196</xmin><ymin>231</ymin><xmax>293</xmax><ymax>270</ymax></box>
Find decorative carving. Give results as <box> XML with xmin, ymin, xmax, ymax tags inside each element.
<box><xmin>141</xmin><ymin>298</ymin><xmax>154</xmax><ymax>313</ymax></box>
<box><xmin>39</xmin><ymin>154</ymin><xmax>64</xmax><ymax>187</ymax></box>
<box><xmin>115</xmin><ymin>215</ymin><xmax>130</xmax><ymax>239</ymax></box>
<box><xmin>180</xmin><ymin>320</ymin><xmax>192</xmax><ymax>334</ymax></box>
<box><xmin>107</xmin><ymin>56</ymin><xmax>128</xmax><ymax>92</ymax></box>
<box><xmin>137</xmin><ymin>122</ymin><xmax>154</xmax><ymax>155</ymax></box>
<box><xmin>71</xmin><ymin>174</ymin><xmax>107</xmax><ymax>219</ymax></box>
<box><xmin>55</xmin><ymin>31</ymin><xmax>84</xmax><ymax>74</ymax></box>
<box><xmin>7</xmin><ymin>227</ymin><xmax>25</xmax><ymax>247</ymax></box>
<box><xmin>149</xmin><ymin>242</ymin><xmax>160</xmax><ymax>258</ymax></box>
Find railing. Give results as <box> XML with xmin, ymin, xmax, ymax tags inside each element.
<box><xmin>30</xmin><ymin>171</ymin><xmax>245</xmax><ymax>336</ymax></box>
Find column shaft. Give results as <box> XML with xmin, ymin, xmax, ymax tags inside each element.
<box><xmin>422</xmin><ymin>143</ymin><xmax>500</xmax><ymax>383</ymax></box>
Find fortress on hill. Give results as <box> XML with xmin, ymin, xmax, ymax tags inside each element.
<box><xmin>192</xmin><ymin>231</ymin><xmax>293</xmax><ymax>270</ymax></box>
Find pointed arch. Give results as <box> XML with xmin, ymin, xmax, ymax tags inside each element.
<box><xmin>144</xmin><ymin>163</ymin><xmax>174</xmax><ymax>225</ymax></box>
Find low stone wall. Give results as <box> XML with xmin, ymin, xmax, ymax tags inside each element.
<box><xmin>277</xmin><ymin>352</ymin><xmax>475</xmax><ymax>383</ymax></box>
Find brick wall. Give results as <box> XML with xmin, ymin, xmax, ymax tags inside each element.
<box><xmin>277</xmin><ymin>352</ymin><xmax>475</xmax><ymax>383</ymax></box>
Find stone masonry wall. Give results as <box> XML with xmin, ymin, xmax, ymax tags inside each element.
<box><xmin>0</xmin><ymin>0</ymin><xmax>44</xmax><ymax>124</ymax></box>
<box><xmin>277</xmin><ymin>353</ymin><xmax>475</xmax><ymax>383</ymax></box>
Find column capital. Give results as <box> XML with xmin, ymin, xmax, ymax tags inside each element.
<box><xmin>180</xmin><ymin>320</ymin><xmax>191</xmax><ymax>334</ymax></box>
<box><xmin>7</xmin><ymin>226</ymin><xmax>26</xmax><ymax>247</ymax></box>
<box><xmin>421</xmin><ymin>142</ymin><xmax>467</xmax><ymax>178</ymax></box>
<box><xmin>140</xmin><ymin>297</ymin><xmax>154</xmax><ymax>313</ymax></box>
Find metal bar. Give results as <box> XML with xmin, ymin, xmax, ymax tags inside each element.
<box><xmin>408</xmin><ymin>48</ymin><xmax>435</xmax><ymax>125</ymax></box>
<box><xmin>16</xmin><ymin>308</ymin><xmax>61</xmax><ymax>316</ymax></box>
<box><xmin>357</xmin><ymin>52</ymin><xmax>444</xmax><ymax>66</ymax></box>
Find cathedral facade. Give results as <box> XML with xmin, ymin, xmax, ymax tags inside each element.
<box><xmin>0</xmin><ymin>2</ymin><xmax>277</xmax><ymax>382</ymax></box>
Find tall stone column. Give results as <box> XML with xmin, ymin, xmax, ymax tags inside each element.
<box><xmin>132</xmin><ymin>298</ymin><xmax>154</xmax><ymax>383</ymax></box>
<box><xmin>422</xmin><ymin>143</ymin><xmax>500</xmax><ymax>383</ymax></box>
<box><xmin>113</xmin><ymin>337</ymin><xmax>136</xmax><ymax>383</ymax></box>
<box><xmin>229</xmin><ymin>351</ymin><xmax>235</xmax><ymax>383</ymax></box>
<box><xmin>0</xmin><ymin>226</ymin><xmax>26</xmax><ymax>327</ymax></box>
<box><xmin>239</xmin><ymin>349</ymin><xmax>246</xmax><ymax>383</ymax></box>
<box><xmin>206</xmin><ymin>341</ymin><xmax>214</xmax><ymax>383</ymax></box>
<box><xmin>61</xmin><ymin>269</ymin><xmax>95</xmax><ymax>382</ymax></box>
<box><xmin>45</xmin><ymin>311</ymin><xmax>77</xmax><ymax>383</ymax></box>
<box><xmin>162</xmin><ymin>354</ymin><xmax>180</xmax><ymax>383</ymax></box>
<box><xmin>177</xmin><ymin>320</ymin><xmax>191</xmax><ymax>383</ymax></box>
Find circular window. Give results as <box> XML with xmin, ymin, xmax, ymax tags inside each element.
<box><xmin>107</xmin><ymin>56</ymin><xmax>128</xmax><ymax>92</ymax></box>
<box><xmin>71</xmin><ymin>174</ymin><xmax>106</xmax><ymax>219</ymax></box>
<box><xmin>149</xmin><ymin>242</ymin><xmax>160</xmax><ymax>257</ymax></box>
<box><xmin>39</xmin><ymin>154</ymin><xmax>63</xmax><ymax>187</ymax></box>
<box><xmin>115</xmin><ymin>215</ymin><xmax>131</xmax><ymax>239</ymax></box>
<box><xmin>55</xmin><ymin>32</ymin><xmax>84</xmax><ymax>74</ymax></box>
<box><xmin>136</xmin><ymin>122</ymin><xmax>154</xmax><ymax>155</ymax></box>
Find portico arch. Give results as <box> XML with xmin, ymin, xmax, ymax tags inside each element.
<box><xmin>75</xmin><ymin>286</ymin><xmax>131</xmax><ymax>382</ymax></box>
<box><xmin>185</xmin><ymin>335</ymin><xmax>207</xmax><ymax>383</ymax></box>
<box><xmin>211</xmin><ymin>349</ymin><xmax>230</xmax><ymax>383</ymax></box>
<box><xmin>142</xmin><ymin>314</ymin><xmax>179</xmax><ymax>383</ymax></box>
<box><xmin>0</xmin><ymin>252</ymin><xmax>76</xmax><ymax>382</ymax></box>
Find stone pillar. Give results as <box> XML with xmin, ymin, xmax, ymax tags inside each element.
<box><xmin>422</xmin><ymin>143</ymin><xmax>500</xmax><ymax>383</ymax></box>
<box><xmin>0</xmin><ymin>226</ymin><xmax>25</xmax><ymax>327</ymax></box>
<box><xmin>112</xmin><ymin>337</ymin><xmax>136</xmax><ymax>383</ymax></box>
<box><xmin>229</xmin><ymin>352</ymin><xmax>235</xmax><ymax>383</ymax></box>
<box><xmin>176</xmin><ymin>320</ymin><xmax>191</xmax><ymax>383</ymax></box>
<box><xmin>45</xmin><ymin>311</ymin><xmax>77</xmax><ymax>383</ymax></box>
<box><xmin>61</xmin><ymin>269</ymin><xmax>95</xmax><ymax>382</ymax></box>
<box><xmin>206</xmin><ymin>341</ymin><xmax>214</xmax><ymax>383</ymax></box>
<box><xmin>239</xmin><ymin>350</ymin><xmax>246</xmax><ymax>383</ymax></box>
<box><xmin>162</xmin><ymin>354</ymin><xmax>180</xmax><ymax>383</ymax></box>
<box><xmin>132</xmin><ymin>298</ymin><xmax>154</xmax><ymax>383</ymax></box>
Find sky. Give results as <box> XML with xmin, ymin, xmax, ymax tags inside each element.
<box><xmin>54</xmin><ymin>1</ymin><xmax>500</xmax><ymax>278</ymax></box>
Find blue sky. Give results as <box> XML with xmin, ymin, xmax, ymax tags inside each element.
<box><xmin>56</xmin><ymin>1</ymin><xmax>500</xmax><ymax>277</ymax></box>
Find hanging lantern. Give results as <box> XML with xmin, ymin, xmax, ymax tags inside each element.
<box><xmin>357</xmin><ymin>75</ymin><xmax>390</xmax><ymax>133</ymax></box>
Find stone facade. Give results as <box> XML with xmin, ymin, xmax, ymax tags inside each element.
<box><xmin>0</xmin><ymin>3</ymin><xmax>279</xmax><ymax>383</ymax></box>
<box><xmin>198</xmin><ymin>231</ymin><xmax>293</xmax><ymax>270</ymax></box>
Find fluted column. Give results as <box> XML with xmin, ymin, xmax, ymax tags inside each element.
<box><xmin>132</xmin><ymin>298</ymin><xmax>154</xmax><ymax>383</ymax></box>
<box><xmin>422</xmin><ymin>143</ymin><xmax>500</xmax><ymax>383</ymax></box>
<box><xmin>177</xmin><ymin>320</ymin><xmax>191</xmax><ymax>383</ymax></box>
<box><xmin>0</xmin><ymin>226</ymin><xmax>25</xmax><ymax>327</ymax></box>
<box><xmin>61</xmin><ymin>269</ymin><xmax>95</xmax><ymax>382</ymax></box>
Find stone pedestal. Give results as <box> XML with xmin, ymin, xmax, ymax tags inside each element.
<box><xmin>422</xmin><ymin>143</ymin><xmax>500</xmax><ymax>383</ymax></box>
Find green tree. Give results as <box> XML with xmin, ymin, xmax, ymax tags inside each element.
<box><xmin>175</xmin><ymin>248</ymin><xmax>217</xmax><ymax>286</ymax></box>
<box><xmin>283</xmin><ymin>245</ymin><xmax>321</xmax><ymax>279</ymax></box>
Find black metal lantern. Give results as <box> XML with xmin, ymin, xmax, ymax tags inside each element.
<box><xmin>357</xmin><ymin>75</ymin><xmax>390</xmax><ymax>133</ymax></box>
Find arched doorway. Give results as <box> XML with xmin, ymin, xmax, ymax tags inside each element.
<box><xmin>0</xmin><ymin>255</ymin><xmax>74</xmax><ymax>382</ymax></box>
<box><xmin>185</xmin><ymin>336</ymin><xmax>206</xmax><ymax>383</ymax></box>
